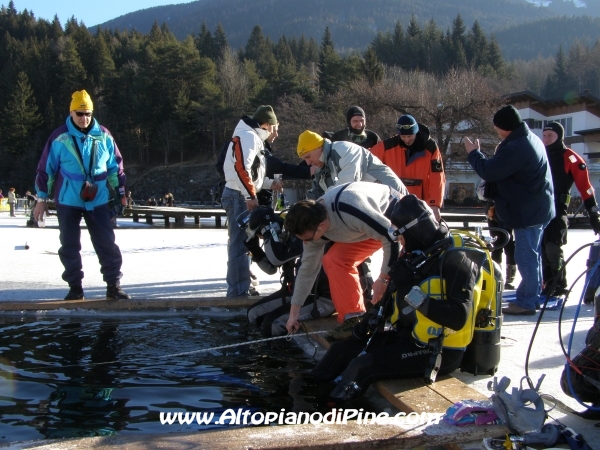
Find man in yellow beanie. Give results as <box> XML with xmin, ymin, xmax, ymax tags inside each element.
<box><xmin>34</xmin><ymin>90</ymin><xmax>131</xmax><ymax>301</ymax></box>
<box><xmin>297</xmin><ymin>129</ymin><xmax>405</xmax><ymax>199</ymax></box>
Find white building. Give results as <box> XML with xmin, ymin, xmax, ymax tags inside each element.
<box><xmin>444</xmin><ymin>90</ymin><xmax>600</xmax><ymax>205</ymax></box>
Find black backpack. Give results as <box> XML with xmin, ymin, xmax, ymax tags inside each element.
<box><xmin>215</xmin><ymin>139</ymin><xmax>232</xmax><ymax>179</ymax></box>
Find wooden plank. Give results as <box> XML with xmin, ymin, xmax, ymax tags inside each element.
<box><xmin>32</xmin><ymin>419</ymin><xmax>509</xmax><ymax>450</ymax></box>
<box><xmin>428</xmin><ymin>375</ymin><xmax>490</xmax><ymax>403</ymax></box>
<box><xmin>375</xmin><ymin>378</ymin><xmax>453</xmax><ymax>413</ymax></box>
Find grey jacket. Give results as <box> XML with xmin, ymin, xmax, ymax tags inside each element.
<box><xmin>307</xmin><ymin>140</ymin><xmax>406</xmax><ymax>199</ymax></box>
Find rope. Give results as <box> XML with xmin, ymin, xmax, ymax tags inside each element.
<box><xmin>14</xmin><ymin>330</ymin><xmax>329</xmax><ymax>372</ymax></box>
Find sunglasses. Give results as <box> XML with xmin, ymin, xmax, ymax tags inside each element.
<box><xmin>75</xmin><ymin>112</ymin><xmax>92</xmax><ymax>117</ymax></box>
<box><xmin>397</xmin><ymin>124</ymin><xmax>415</xmax><ymax>130</ymax></box>
<box><xmin>301</xmin><ymin>227</ymin><xmax>319</xmax><ymax>242</ymax></box>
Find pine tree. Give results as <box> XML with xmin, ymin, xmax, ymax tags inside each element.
<box><xmin>362</xmin><ymin>46</ymin><xmax>383</xmax><ymax>86</ymax></box>
<box><xmin>543</xmin><ymin>45</ymin><xmax>571</xmax><ymax>98</ymax></box>
<box><xmin>195</xmin><ymin>23</ymin><xmax>214</xmax><ymax>59</ymax></box>
<box><xmin>487</xmin><ymin>36</ymin><xmax>505</xmax><ymax>77</ymax></box>
<box><xmin>405</xmin><ymin>15</ymin><xmax>422</xmax><ymax>71</ymax></box>
<box><xmin>0</xmin><ymin>71</ymin><xmax>42</xmax><ymax>157</ymax></box>
<box><xmin>213</xmin><ymin>24</ymin><xmax>228</xmax><ymax>59</ymax></box>
<box><xmin>148</xmin><ymin>20</ymin><xmax>163</xmax><ymax>44</ymax></box>
<box><xmin>467</xmin><ymin>20</ymin><xmax>488</xmax><ymax>69</ymax></box>
<box><xmin>318</xmin><ymin>27</ymin><xmax>341</xmax><ymax>96</ymax></box>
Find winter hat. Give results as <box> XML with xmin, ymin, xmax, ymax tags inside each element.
<box><xmin>493</xmin><ymin>105</ymin><xmax>522</xmax><ymax>131</ymax></box>
<box><xmin>396</xmin><ymin>114</ymin><xmax>419</xmax><ymax>135</ymax></box>
<box><xmin>297</xmin><ymin>130</ymin><xmax>324</xmax><ymax>157</ymax></box>
<box><xmin>70</xmin><ymin>90</ymin><xmax>93</xmax><ymax>111</ymax></box>
<box><xmin>346</xmin><ymin>106</ymin><xmax>365</xmax><ymax>127</ymax></box>
<box><xmin>543</xmin><ymin>121</ymin><xmax>564</xmax><ymax>142</ymax></box>
<box><xmin>252</xmin><ymin>105</ymin><xmax>278</xmax><ymax>125</ymax></box>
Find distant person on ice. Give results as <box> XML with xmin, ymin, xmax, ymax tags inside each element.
<box><xmin>33</xmin><ymin>90</ymin><xmax>130</xmax><ymax>301</ymax></box>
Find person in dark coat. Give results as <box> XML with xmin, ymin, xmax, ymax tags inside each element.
<box><xmin>328</xmin><ymin>105</ymin><xmax>381</xmax><ymax>150</ymax></box>
<box><xmin>464</xmin><ymin>105</ymin><xmax>554</xmax><ymax>315</ymax></box>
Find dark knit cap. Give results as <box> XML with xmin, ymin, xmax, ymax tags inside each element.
<box><xmin>346</xmin><ymin>106</ymin><xmax>365</xmax><ymax>127</ymax></box>
<box><xmin>493</xmin><ymin>105</ymin><xmax>522</xmax><ymax>131</ymax></box>
<box><xmin>253</xmin><ymin>105</ymin><xmax>278</xmax><ymax>125</ymax></box>
<box><xmin>396</xmin><ymin>114</ymin><xmax>419</xmax><ymax>135</ymax></box>
<box><xmin>543</xmin><ymin>121</ymin><xmax>564</xmax><ymax>142</ymax></box>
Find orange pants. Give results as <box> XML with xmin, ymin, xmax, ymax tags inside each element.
<box><xmin>322</xmin><ymin>239</ymin><xmax>383</xmax><ymax>322</ymax></box>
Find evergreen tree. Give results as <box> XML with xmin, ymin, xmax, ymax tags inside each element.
<box><xmin>57</xmin><ymin>38</ymin><xmax>88</xmax><ymax>105</ymax></box>
<box><xmin>362</xmin><ymin>45</ymin><xmax>383</xmax><ymax>86</ymax></box>
<box><xmin>371</xmin><ymin>31</ymin><xmax>393</xmax><ymax>66</ymax></box>
<box><xmin>543</xmin><ymin>45</ymin><xmax>572</xmax><ymax>98</ymax></box>
<box><xmin>487</xmin><ymin>36</ymin><xmax>505</xmax><ymax>77</ymax></box>
<box><xmin>391</xmin><ymin>20</ymin><xmax>404</xmax><ymax>66</ymax></box>
<box><xmin>195</xmin><ymin>23</ymin><xmax>214</xmax><ymax>59</ymax></box>
<box><xmin>318</xmin><ymin>27</ymin><xmax>341</xmax><ymax>96</ymax></box>
<box><xmin>467</xmin><ymin>20</ymin><xmax>488</xmax><ymax>69</ymax></box>
<box><xmin>213</xmin><ymin>24</ymin><xmax>228</xmax><ymax>59</ymax></box>
<box><xmin>405</xmin><ymin>15</ymin><xmax>422</xmax><ymax>70</ymax></box>
<box><xmin>0</xmin><ymin>71</ymin><xmax>41</xmax><ymax>157</ymax></box>
<box><xmin>148</xmin><ymin>20</ymin><xmax>163</xmax><ymax>44</ymax></box>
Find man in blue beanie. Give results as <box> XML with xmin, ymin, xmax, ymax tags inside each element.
<box><xmin>463</xmin><ymin>105</ymin><xmax>554</xmax><ymax>315</ymax></box>
<box><xmin>370</xmin><ymin>114</ymin><xmax>445</xmax><ymax>221</ymax></box>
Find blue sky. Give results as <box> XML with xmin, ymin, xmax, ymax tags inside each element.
<box><xmin>5</xmin><ymin>0</ymin><xmax>196</xmax><ymax>27</ymax></box>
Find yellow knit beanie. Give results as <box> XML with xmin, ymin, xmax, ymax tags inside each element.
<box><xmin>70</xmin><ymin>90</ymin><xmax>94</xmax><ymax>111</ymax></box>
<box><xmin>297</xmin><ymin>130</ymin><xmax>324</xmax><ymax>157</ymax></box>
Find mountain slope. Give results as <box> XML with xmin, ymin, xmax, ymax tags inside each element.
<box><xmin>94</xmin><ymin>0</ymin><xmax>599</xmax><ymax>59</ymax></box>
<box><xmin>96</xmin><ymin>0</ymin><xmax>555</xmax><ymax>51</ymax></box>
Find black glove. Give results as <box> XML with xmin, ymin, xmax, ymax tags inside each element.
<box><xmin>352</xmin><ymin>308</ymin><xmax>380</xmax><ymax>341</ymax></box>
<box><xmin>388</xmin><ymin>257</ymin><xmax>415</xmax><ymax>289</ymax></box>
<box><xmin>589</xmin><ymin>212</ymin><xmax>600</xmax><ymax>235</ymax></box>
<box><xmin>108</xmin><ymin>186</ymin><xmax>125</xmax><ymax>218</ymax></box>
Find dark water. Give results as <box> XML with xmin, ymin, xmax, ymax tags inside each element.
<box><xmin>0</xmin><ymin>311</ymin><xmax>333</xmax><ymax>443</ymax></box>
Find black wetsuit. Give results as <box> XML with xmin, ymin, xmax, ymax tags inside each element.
<box><xmin>311</xmin><ymin>245</ymin><xmax>479</xmax><ymax>391</ymax></box>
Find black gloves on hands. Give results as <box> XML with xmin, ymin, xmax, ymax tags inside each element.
<box><xmin>388</xmin><ymin>257</ymin><xmax>415</xmax><ymax>289</ymax></box>
<box><xmin>352</xmin><ymin>308</ymin><xmax>380</xmax><ymax>341</ymax></box>
<box><xmin>108</xmin><ymin>186</ymin><xmax>126</xmax><ymax>218</ymax></box>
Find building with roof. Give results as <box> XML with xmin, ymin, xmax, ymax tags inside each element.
<box><xmin>443</xmin><ymin>90</ymin><xmax>600</xmax><ymax>206</ymax></box>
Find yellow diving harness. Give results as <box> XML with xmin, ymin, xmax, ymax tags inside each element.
<box><xmin>390</xmin><ymin>230</ymin><xmax>502</xmax><ymax>383</ymax></box>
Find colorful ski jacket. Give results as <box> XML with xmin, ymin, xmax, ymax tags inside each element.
<box><xmin>35</xmin><ymin>117</ymin><xmax>126</xmax><ymax>210</ymax></box>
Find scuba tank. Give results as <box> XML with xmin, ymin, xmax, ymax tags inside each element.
<box><xmin>460</xmin><ymin>257</ymin><xmax>503</xmax><ymax>376</ymax></box>
<box><xmin>460</xmin><ymin>228</ymin><xmax>503</xmax><ymax>376</ymax></box>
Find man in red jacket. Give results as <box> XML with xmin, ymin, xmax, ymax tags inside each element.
<box><xmin>541</xmin><ymin>121</ymin><xmax>600</xmax><ymax>301</ymax></box>
<box><xmin>370</xmin><ymin>114</ymin><xmax>445</xmax><ymax>220</ymax></box>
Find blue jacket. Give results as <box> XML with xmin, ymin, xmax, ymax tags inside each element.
<box><xmin>467</xmin><ymin>123</ymin><xmax>554</xmax><ymax>229</ymax></box>
<box><xmin>35</xmin><ymin>117</ymin><xmax>126</xmax><ymax>210</ymax></box>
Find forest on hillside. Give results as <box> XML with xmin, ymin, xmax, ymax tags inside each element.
<box><xmin>93</xmin><ymin>0</ymin><xmax>600</xmax><ymax>60</ymax></box>
<box><xmin>1</xmin><ymin>1</ymin><xmax>600</xmax><ymax>195</ymax></box>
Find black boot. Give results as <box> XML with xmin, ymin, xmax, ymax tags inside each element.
<box><xmin>64</xmin><ymin>285</ymin><xmax>84</xmax><ymax>300</ymax></box>
<box><xmin>106</xmin><ymin>284</ymin><xmax>131</xmax><ymax>300</ymax></box>
<box><xmin>329</xmin><ymin>380</ymin><xmax>363</xmax><ymax>404</ymax></box>
<box><xmin>505</xmin><ymin>264</ymin><xmax>517</xmax><ymax>290</ymax></box>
